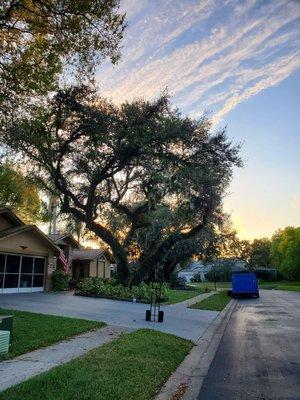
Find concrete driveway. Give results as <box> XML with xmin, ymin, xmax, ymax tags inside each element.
<box><xmin>198</xmin><ymin>290</ymin><xmax>300</xmax><ymax>400</ymax></box>
<box><xmin>0</xmin><ymin>291</ymin><xmax>218</xmax><ymax>341</ymax></box>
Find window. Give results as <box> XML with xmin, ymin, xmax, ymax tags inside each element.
<box><xmin>99</xmin><ymin>261</ymin><xmax>105</xmax><ymax>278</ymax></box>
<box><xmin>33</xmin><ymin>258</ymin><xmax>44</xmax><ymax>288</ymax></box>
<box><xmin>20</xmin><ymin>257</ymin><xmax>33</xmax><ymax>288</ymax></box>
<box><xmin>34</xmin><ymin>258</ymin><xmax>45</xmax><ymax>274</ymax></box>
<box><xmin>20</xmin><ymin>274</ymin><xmax>32</xmax><ymax>288</ymax></box>
<box><xmin>33</xmin><ymin>275</ymin><xmax>44</xmax><ymax>287</ymax></box>
<box><xmin>4</xmin><ymin>274</ymin><xmax>19</xmax><ymax>288</ymax></box>
<box><xmin>21</xmin><ymin>256</ymin><xmax>33</xmax><ymax>273</ymax></box>
<box><xmin>6</xmin><ymin>255</ymin><xmax>20</xmax><ymax>273</ymax></box>
<box><xmin>0</xmin><ymin>253</ymin><xmax>46</xmax><ymax>292</ymax></box>
<box><xmin>0</xmin><ymin>254</ymin><xmax>5</xmax><ymax>273</ymax></box>
<box><xmin>79</xmin><ymin>265</ymin><xmax>85</xmax><ymax>278</ymax></box>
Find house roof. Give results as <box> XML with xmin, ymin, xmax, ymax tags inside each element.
<box><xmin>0</xmin><ymin>224</ymin><xmax>61</xmax><ymax>253</ymax></box>
<box><xmin>72</xmin><ymin>249</ymin><xmax>105</xmax><ymax>261</ymax></box>
<box><xmin>0</xmin><ymin>225</ymin><xmax>29</xmax><ymax>239</ymax></box>
<box><xmin>47</xmin><ymin>233</ymin><xmax>80</xmax><ymax>249</ymax></box>
<box><xmin>0</xmin><ymin>208</ymin><xmax>25</xmax><ymax>227</ymax></box>
<box><xmin>47</xmin><ymin>233</ymin><xmax>66</xmax><ymax>242</ymax></box>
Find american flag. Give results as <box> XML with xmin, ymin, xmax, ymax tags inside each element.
<box><xmin>59</xmin><ymin>251</ymin><xmax>68</xmax><ymax>273</ymax></box>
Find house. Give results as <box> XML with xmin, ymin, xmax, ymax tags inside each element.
<box><xmin>178</xmin><ymin>261</ymin><xmax>212</xmax><ymax>282</ymax></box>
<box><xmin>72</xmin><ymin>249</ymin><xmax>111</xmax><ymax>279</ymax></box>
<box><xmin>47</xmin><ymin>233</ymin><xmax>111</xmax><ymax>280</ymax></box>
<box><xmin>47</xmin><ymin>232</ymin><xmax>80</xmax><ymax>271</ymax></box>
<box><xmin>178</xmin><ymin>258</ymin><xmax>248</xmax><ymax>282</ymax></box>
<box><xmin>0</xmin><ymin>208</ymin><xmax>60</xmax><ymax>294</ymax></box>
<box><xmin>0</xmin><ymin>208</ymin><xmax>113</xmax><ymax>295</ymax></box>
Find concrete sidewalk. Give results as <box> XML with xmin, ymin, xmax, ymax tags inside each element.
<box><xmin>167</xmin><ymin>291</ymin><xmax>215</xmax><ymax>308</ymax></box>
<box><xmin>0</xmin><ymin>325</ymin><xmax>132</xmax><ymax>393</ymax></box>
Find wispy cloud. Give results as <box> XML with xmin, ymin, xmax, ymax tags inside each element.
<box><xmin>97</xmin><ymin>0</ymin><xmax>300</xmax><ymax>123</ymax></box>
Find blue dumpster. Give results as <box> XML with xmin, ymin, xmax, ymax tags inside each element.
<box><xmin>228</xmin><ymin>272</ymin><xmax>259</xmax><ymax>298</ymax></box>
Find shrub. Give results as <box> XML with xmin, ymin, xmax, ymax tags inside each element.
<box><xmin>76</xmin><ymin>278</ymin><xmax>168</xmax><ymax>302</ymax></box>
<box><xmin>169</xmin><ymin>272</ymin><xmax>187</xmax><ymax>289</ymax></box>
<box><xmin>132</xmin><ymin>282</ymin><xmax>168</xmax><ymax>302</ymax></box>
<box><xmin>52</xmin><ymin>269</ymin><xmax>70</xmax><ymax>291</ymax></box>
<box><xmin>254</xmin><ymin>269</ymin><xmax>278</xmax><ymax>281</ymax></box>
<box><xmin>69</xmin><ymin>277</ymin><xmax>81</xmax><ymax>290</ymax></box>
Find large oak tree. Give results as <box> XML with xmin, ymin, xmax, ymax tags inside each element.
<box><xmin>1</xmin><ymin>86</ymin><xmax>242</xmax><ymax>284</ymax></box>
<box><xmin>0</xmin><ymin>0</ymin><xmax>126</xmax><ymax>118</ymax></box>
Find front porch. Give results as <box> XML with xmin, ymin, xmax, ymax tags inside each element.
<box><xmin>72</xmin><ymin>254</ymin><xmax>109</xmax><ymax>280</ymax></box>
<box><xmin>72</xmin><ymin>261</ymin><xmax>90</xmax><ymax>279</ymax></box>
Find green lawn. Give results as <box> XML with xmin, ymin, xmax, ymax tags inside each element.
<box><xmin>189</xmin><ymin>290</ymin><xmax>231</xmax><ymax>311</ymax></box>
<box><xmin>165</xmin><ymin>287</ymin><xmax>203</xmax><ymax>304</ymax></box>
<box><xmin>0</xmin><ymin>308</ymin><xmax>104</xmax><ymax>360</ymax></box>
<box><xmin>0</xmin><ymin>329</ymin><xmax>192</xmax><ymax>400</ymax></box>
<box><xmin>259</xmin><ymin>281</ymin><xmax>300</xmax><ymax>292</ymax></box>
<box><xmin>190</xmin><ymin>281</ymin><xmax>300</xmax><ymax>293</ymax></box>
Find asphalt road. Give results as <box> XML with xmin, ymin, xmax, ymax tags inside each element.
<box><xmin>198</xmin><ymin>290</ymin><xmax>300</xmax><ymax>400</ymax></box>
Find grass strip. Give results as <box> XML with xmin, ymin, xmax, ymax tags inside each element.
<box><xmin>273</xmin><ymin>284</ymin><xmax>300</xmax><ymax>292</ymax></box>
<box><xmin>190</xmin><ymin>281</ymin><xmax>300</xmax><ymax>293</ymax></box>
<box><xmin>189</xmin><ymin>290</ymin><xmax>231</xmax><ymax>311</ymax></box>
<box><xmin>0</xmin><ymin>329</ymin><xmax>192</xmax><ymax>400</ymax></box>
<box><xmin>0</xmin><ymin>308</ymin><xmax>104</xmax><ymax>360</ymax></box>
<box><xmin>165</xmin><ymin>288</ymin><xmax>203</xmax><ymax>304</ymax></box>
<box><xmin>260</xmin><ymin>282</ymin><xmax>300</xmax><ymax>292</ymax></box>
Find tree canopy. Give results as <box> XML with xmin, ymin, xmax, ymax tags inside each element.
<box><xmin>1</xmin><ymin>86</ymin><xmax>242</xmax><ymax>284</ymax></box>
<box><xmin>0</xmin><ymin>0</ymin><xmax>126</xmax><ymax>117</ymax></box>
<box><xmin>0</xmin><ymin>162</ymin><xmax>46</xmax><ymax>223</ymax></box>
<box><xmin>202</xmin><ymin>221</ymin><xmax>253</xmax><ymax>264</ymax></box>
<box><xmin>249</xmin><ymin>238</ymin><xmax>271</xmax><ymax>269</ymax></box>
<box><xmin>209</xmin><ymin>226</ymin><xmax>299</xmax><ymax>281</ymax></box>
<box><xmin>270</xmin><ymin>227</ymin><xmax>300</xmax><ymax>280</ymax></box>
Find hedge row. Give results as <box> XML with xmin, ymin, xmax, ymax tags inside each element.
<box><xmin>75</xmin><ymin>278</ymin><xmax>169</xmax><ymax>303</ymax></box>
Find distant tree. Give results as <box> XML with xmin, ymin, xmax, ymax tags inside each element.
<box><xmin>270</xmin><ymin>227</ymin><xmax>300</xmax><ymax>280</ymax></box>
<box><xmin>1</xmin><ymin>86</ymin><xmax>242</xmax><ymax>284</ymax></box>
<box><xmin>200</xmin><ymin>219</ymin><xmax>249</xmax><ymax>262</ymax></box>
<box><xmin>0</xmin><ymin>0</ymin><xmax>126</xmax><ymax>119</ymax></box>
<box><xmin>236</xmin><ymin>239</ymin><xmax>252</xmax><ymax>264</ymax></box>
<box><xmin>249</xmin><ymin>238</ymin><xmax>271</xmax><ymax>269</ymax></box>
<box><xmin>0</xmin><ymin>162</ymin><xmax>46</xmax><ymax>223</ymax></box>
<box><xmin>205</xmin><ymin>259</ymin><xmax>233</xmax><ymax>283</ymax></box>
<box><xmin>270</xmin><ymin>231</ymin><xmax>283</xmax><ymax>270</ymax></box>
<box><xmin>200</xmin><ymin>219</ymin><xmax>236</xmax><ymax>260</ymax></box>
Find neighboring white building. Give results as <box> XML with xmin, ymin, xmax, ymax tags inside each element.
<box><xmin>178</xmin><ymin>258</ymin><xmax>248</xmax><ymax>282</ymax></box>
<box><xmin>178</xmin><ymin>261</ymin><xmax>212</xmax><ymax>282</ymax></box>
<box><xmin>230</xmin><ymin>259</ymin><xmax>248</xmax><ymax>272</ymax></box>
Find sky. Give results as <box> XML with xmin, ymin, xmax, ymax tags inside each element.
<box><xmin>96</xmin><ymin>0</ymin><xmax>300</xmax><ymax>240</ymax></box>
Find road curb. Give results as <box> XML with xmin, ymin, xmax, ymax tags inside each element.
<box><xmin>155</xmin><ymin>297</ymin><xmax>237</xmax><ymax>400</ymax></box>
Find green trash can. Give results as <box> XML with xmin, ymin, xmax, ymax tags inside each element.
<box><xmin>0</xmin><ymin>316</ymin><xmax>13</xmax><ymax>339</ymax></box>
<box><xmin>0</xmin><ymin>330</ymin><xmax>10</xmax><ymax>355</ymax></box>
